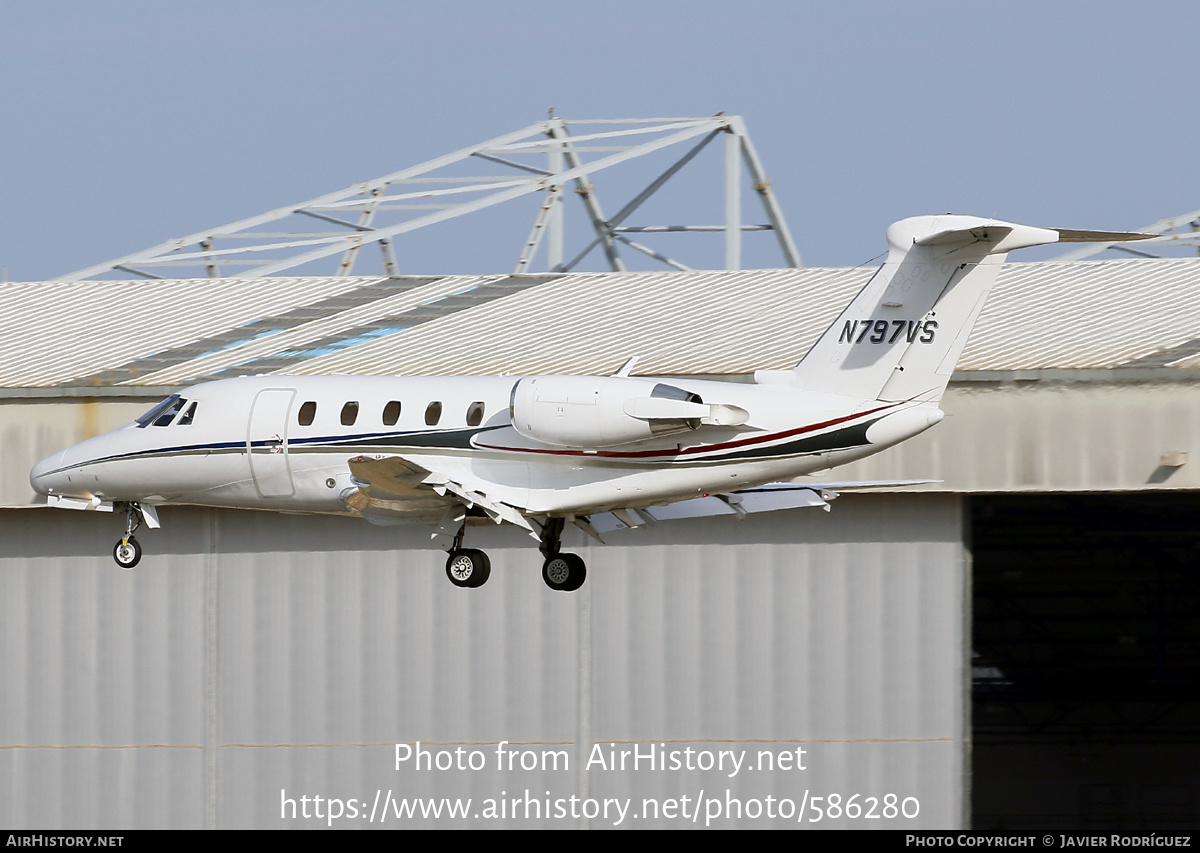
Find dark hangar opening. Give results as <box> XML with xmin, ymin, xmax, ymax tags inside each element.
<box><xmin>970</xmin><ymin>494</ymin><xmax>1200</xmax><ymax>831</ymax></box>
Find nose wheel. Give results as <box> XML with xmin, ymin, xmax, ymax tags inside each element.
<box><xmin>111</xmin><ymin>502</ymin><xmax>149</xmax><ymax>569</ymax></box>
<box><xmin>113</xmin><ymin>536</ymin><xmax>142</xmax><ymax>569</ymax></box>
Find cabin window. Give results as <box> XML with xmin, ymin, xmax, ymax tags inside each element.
<box><xmin>383</xmin><ymin>400</ymin><xmax>402</xmax><ymax>426</ymax></box>
<box><xmin>466</xmin><ymin>401</ymin><xmax>485</xmax><ymax>427</ymax></box>
<box><xmin>341</xmin><ymin>401</ymin><xmax>359</xmax><ymax>426</ymax></box>
<box><xmin>177</xmin><ymin>401</ymin><xmax>198</xmax><ymax>426</ymax></box>
<box><xmin>136</xmin><ymin>394</ymin><xmax>181</xmax><ymax>428</ymax></box>
<box><xmin>298</xmin><ymin>401</ymin><xmax>317</xmax><ymax>426</ymax></box>
<box><xmin>425</xmin><ymin>401</ymin><xmax>442</xmax><ymax>426</ymax></box>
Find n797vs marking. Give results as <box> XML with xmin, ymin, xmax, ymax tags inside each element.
<box><xmin>838</xmin><ymin>319</ymin><xmax>937</xmax><ymax>344</ymax></box>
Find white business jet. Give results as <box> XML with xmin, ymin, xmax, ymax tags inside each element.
<box><xmin>30</xmin><ymin>215</ymin><xmax>1148</xmax><ymax>591</ymax></box>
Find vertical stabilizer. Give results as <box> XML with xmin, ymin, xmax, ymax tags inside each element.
<box><xmin>792</xmin><ymin>215</ymin><xmax>1062</xmax><ymax>402</ymax></box>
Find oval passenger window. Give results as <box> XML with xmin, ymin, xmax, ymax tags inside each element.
<box><xmin>466</xmin><ymin>401</ymin><xmax>485</xmax><ymax>427</ymax></box>
<box><xmin>298</xmin><ymin>401</ymin><xmax>317</xmax><ymax>426</ymax></box>
<box><xmin>341</xmin><ymin>401</ymin><xmax>359</xmax><ymax>426</ymax></box>
<box><xmin>425</xmin><ymin>401</ymin><xmax>442</xmax><ymax>426</ymax></box>
<box><xmin>383</xmin><ymin>400</ymin><xmax>401</xmax><ymax>426</ymax></box>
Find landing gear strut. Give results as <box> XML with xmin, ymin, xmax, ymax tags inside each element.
<box><xmin>539</xmin><ymin>517</ymin><xmax>587</xmax><ymax>592</ymax></box>
<box><xmin>436</xmin><ymin>514</ymin><xmax>587</xmax><ymax>592</ymax></box>
<box><xmin>113</xmin><ymin>503</ymin><xmax>144</xmax><ymax>569</ymax></box>
<box><xmin>443</xmin><ymin>521</ymin><xmax>491</xmax><ymax>588</ymax></box>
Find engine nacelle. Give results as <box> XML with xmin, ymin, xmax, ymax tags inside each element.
<box><xmin>510</xmin><ymin>375</ymin><xmax>709</xmax><ymax>448</ymax></box>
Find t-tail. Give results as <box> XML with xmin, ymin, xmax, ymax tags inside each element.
<box><xmin>790</xmin><ymin>215</ymin><xmax>1152</xmax><ymax>403</ymax></box>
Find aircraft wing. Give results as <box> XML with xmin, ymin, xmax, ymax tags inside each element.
<box><xmin>584</xmin><ymin>479</ymin><xmax>937</xmax><ymax>535</ymax></box>
<box><xmin>341</xmin><ymin>454</ymin><xmax>461</xmax><ymax>525</ymax></box>
<box><xmin>346</xmin><ymin>454</ymin><xmax>537</xmax><ymax>547</ymax></box>
<box><xmin>346</xmin><ymin>453</ymin><xmax>937</xmax><ymax>546</ymax></box>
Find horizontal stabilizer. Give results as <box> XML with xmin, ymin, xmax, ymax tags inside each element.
<box><xmin>914</xmin><ymin>224</ymin><xmax>1016</xmax><ymax>248</ymax></box>
<box><xmin>907</xmin><ymin>220</ymin><xmax>1154</xmax><ymax>254</ymax></box>
<box><xmin>1054</xmin><ymin>228</ymin><xmax>1157</xmax><ymax>243</ymax></box>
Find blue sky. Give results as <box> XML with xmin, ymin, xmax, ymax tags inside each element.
<box><xmin>1</xmin><ymin>1</ymin><xmax>1195</xmax><ymax>279</ymax></box>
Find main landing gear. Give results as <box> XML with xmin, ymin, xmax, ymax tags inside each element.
<box><xmin>542</xmin><ymin>552</ymin><xmax>586</xmax><ymax>592</ymax></box>
<box><xmin>440</xmin><ymin>516</ymin><xmax>588</xmax><ymax>592</ymax></box>
<box><xmin>538</xmin><ymin>518</ymin><xmax>586</xmax><ymax>592</ymax></box>
<box><xmin>443</xmin><ymin>523</ymin><xmax>491</xmax><ymax>589</ymax></box>
<box><xmin>112</xmin><ymin>502</ymin><xmax>145</xmax><ymax>569</ymax></box>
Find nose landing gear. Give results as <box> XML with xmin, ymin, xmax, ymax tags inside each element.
<box><xmin>114</xmin><ymin>536</ymin><xmax>142</xmax><ymax>570</ymax></box>
<box><xmin>111</xmin><ymin>503</ymin><xmax>157</xmax><ymax>569</ymax></box>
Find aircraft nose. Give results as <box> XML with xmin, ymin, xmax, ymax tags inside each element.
<box><xmin>29</xmin><ymin>450</ymin><xmax>66</xmax><ymax>495</ymax></box>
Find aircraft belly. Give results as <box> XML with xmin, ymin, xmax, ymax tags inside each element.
<box><xmin>87</xmin><ymin>453</ymin><xmax>243</xmax><ymax>502</ymax></box>
<box><xmin>468</xmin><ymin>457</ymin><xmax>530</xmax><ymax>506</ymax></box>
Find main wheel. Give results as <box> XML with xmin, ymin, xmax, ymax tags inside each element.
<box><xmin>542</xmin><ymin>552</ymin><xmax>586</xmax><ymax>592</ymax></box>
<box><xmin>445</xmin><ymin>549</ymin><xmax>491</xmax><ymax>588</ymax></box>
<box><xmin>113</xmin><ymin>536</ymin><xmax>142</xmax><ymax>570</ymax></box>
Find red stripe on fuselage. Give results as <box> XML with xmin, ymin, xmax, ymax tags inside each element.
<box><xmin>472</xmin><ymin>401</ymin><xmax>901</xmax><ymax>460</ymax></box>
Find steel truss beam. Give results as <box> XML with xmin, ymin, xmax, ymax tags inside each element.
<box><xmin>63</xmin><ymin>116</ymin><xmax>801</xmax><ymax>280</ymax></box>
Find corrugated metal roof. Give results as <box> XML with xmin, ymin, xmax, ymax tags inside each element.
<box><xmin>128</xmin><ymin>274</ymin><xmax>554</xmax><ymax>385</ymax></box>
<box><xmin>5</xmin><ymin>257</ymin><xmax>1200</xmax><ymax>387</ymax></box>
<box><xmin>963</xmin><ymin>258</ymin><xmax>1200</xmax><ymax>370</ymax></box>
<box><xmin>287</xmin><ymin>267</ymin><xmax>864</xmax><ymax>379</ymax></box>
<box><xmin>0</xmin><ymin>276</ymin><xmax>383</xmax><ymax>387</ymax></box>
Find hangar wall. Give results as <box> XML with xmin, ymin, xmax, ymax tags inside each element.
<box><xmin>0</xmin><ymin>494</ymin><xmax>966</xmax><ymax>829</ymax></box>
<box><xmin>0</xmin><ymin>395</ymin><xmax>149</xmax><ymax>507</ymax></box>
<box><xmin>801</xmin><ymin>377</ymin><xmax>1200</xmax><ymax>493</ymax></box>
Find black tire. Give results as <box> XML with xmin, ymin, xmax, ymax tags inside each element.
<box><xmin>466</xmin><ymin>549</ymin><xmax>491</xmax><ymax>588</ymax></box>
<box><xmin>445</xmin><ymin>548</ymin><xmax>490</xmax><ymax>588</ymax></box>
<box><xmin>542</xmin><ymin>552</ymin><xmax>586</xmax><ymax>592</ymax></box>
<box><xmin>113</xmin><ymin>536</ymin><xmax>142</xmax><ymax>570</ymax></box>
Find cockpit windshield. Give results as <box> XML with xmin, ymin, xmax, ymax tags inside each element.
<box><xmin>136</xmin><ymin>395</ymin><xmax>187</xmax><ymax>428</ymax></box>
